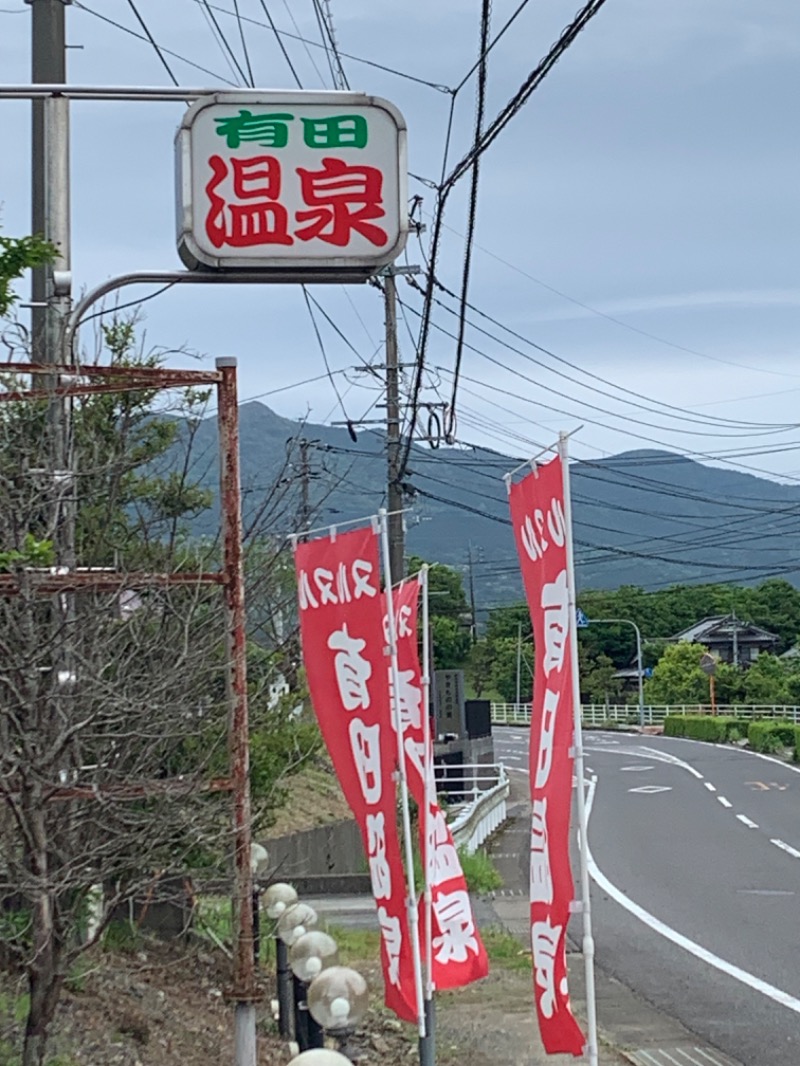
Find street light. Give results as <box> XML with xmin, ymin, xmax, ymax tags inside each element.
<box><xmin>278</xmin><ymin>904</ymin><xmax>319</xmax><ymax>1050</ymax></box>
<box><xmin>290</xmin><ymin>932</ymin><xmax>339</xmax><ymax>1050</ymax></box>
<box><xmin>249</xmin><ymin>844</ymin><xmax>269</xmax><ymax>966</ymax></box>
<box><xmin>289</xmin><ymin>931</ymin><xmax>339</xmax><ymax>982</ymax></box>
<box><xmin>580</xmin><ymin>616</ymin><xmax>645</xmax><ymax>728</ymax></box>
<box><xmin>277</xmin><ymin>902</ymin><xmax>318</xmax><ymax>946</ymax></box>
<box><xmin>288</xmin><ymin>1051</ymin><xmax>353</xmax><ymax>1066</ymax></box>
<box><xmin>265</xmin><ymin>886</ymin><xmax>299</xmax><ymax>1038</ymax></box>
<box><xmin>308</xmin><ymin>965</ymin><xmax>369</xmax><ymax>1035</ymax></box>
<box><xmin>264</xmin><ymin>882</ymin><xmax>298</xmax><ymax>919</ymax></box>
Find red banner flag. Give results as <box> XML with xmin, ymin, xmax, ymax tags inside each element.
<box><xmin>388</xmin><ymin>577</ymin><xmax>489</xmax><ymax>990</ymax></box>
<box><xmin>294</xmin><ymin>526</ymin><xmax>417</xmax><ymax>1021</ymax></box>
<box><xmin>508</xmin><ymin>454</ymin><xmax>586</xmax><ymax>1056</ymax></box>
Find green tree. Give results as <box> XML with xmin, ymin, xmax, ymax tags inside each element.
<box><xmin>0</xmin><ymin>229</ymin><xmax>56</xmax><ymax>317</ymax></box>
<box><xmin>466</xmin><ymin>639</ymin><xmax>495</xmax><ymax>697</ymax></box>
<box><xmin>579</xmin><ymin>650</ymin><xmax>623</xmax><ymax>705</ymax></box>
<box><xmin>0</xmin><ymin>310</ymin><xmax>315</xmax><ymax>1066</ymax></box>
<box><xmin>643</xmin><ymin>643</ymin><xmax>712</xmax><ymax>705</ymax></box>
<box><xmin>489</xmin><ymin>635</ymin><xmax>532</xmax><ymax>703</ymax></box>
<box><xmin>408</xmin><ymin>556</ymin><xmax>472</xmax><ymax>669</ymax></box>
<box><xmin>742</xmin><ymin>653</ymin><xmax>794</xmax><ymax>705</ymax></box>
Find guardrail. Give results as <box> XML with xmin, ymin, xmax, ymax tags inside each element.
<box><xmin>442</xmin><ymin>763</ymin><xmax>510</xmax><ymax>855</ymax></box>
<box><xmin>491</xmin><ymin>702</ymin><xmax>800</xmax><ymax>726</ymax></box>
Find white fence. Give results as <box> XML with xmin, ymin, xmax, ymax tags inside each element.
<box><xmin>491</xmin><ymin>702</ymin><xmax>800</xmax><ymax>727</ymax></box>
<box><xmin>442</xmin><ymin>764</ymin><xmax>510</xmax><ymax>855</ymax></box>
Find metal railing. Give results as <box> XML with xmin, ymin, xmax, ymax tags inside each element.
<box><xmin>439</xmin><ymin>764</ymin><xmax>510</xmax><ymax>855</ymax></box>
<box><xmin>491</xmin><ymin>702</ymin><xmax>800</xmax><ymax>726</ymax></box>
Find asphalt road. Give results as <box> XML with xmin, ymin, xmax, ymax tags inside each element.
<box><xmin>493</xmin><ymin>728</ymin><xmax>800</xmax><ymax>1066</ymax></box>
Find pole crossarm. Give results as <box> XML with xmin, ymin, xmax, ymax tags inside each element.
<box><xmin>0</xmin><ymin>84</ymin><xmax>228</xmax><ymax>100</ymax></box>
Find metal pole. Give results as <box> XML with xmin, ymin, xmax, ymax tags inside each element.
<box><xmin>29</xmin><ymin>0</ymin><xmax>68</xmax><ymax>363</ymax></box>
<box><xmin>634</xmin><ymin>622</ymin><xmax>644</xmax><ymax>729</ymax></box>
<box><xmin>299</xmin><ymin>438</ymin><xmax>311</xmax><ymax>530</ymax></box>
<box><xmin>293</xmin><ymin>974</ymin><xmax>309</xmax><ymax>1051</ymax></box>
<box><xmin>379</xmin><ymin>509</ymin><xmax>426</xmax><ymax>1037</ymax></box>
<box><xmin>558</xmin><ymin>433</ymin><xmax>598</xmax><ymax>1066</ymax></box>
<box><xmin>515</xmin><ymin>621</ymin><xmax>522</xmax><ymax>708</ymax></box>
<box><xmin>216</xmin><ymin>357</ymin><xmax>258</xmax><ymax>1066</ymax></box>
<box><xmin>276</xmin><ymin>938</ymin><xmax>292</xmax><ymax>1038</ymax></box>
<box><xmin>419</xmin><ymin>565</ymin><xmax>435</xmax><ymax>1066</ymax></box>
<box><xmin>384</xmin><ymin>273</ymin><xmax>404</xmax><ymax>583</ymax></box>
<box><xmin>583</xmin><ymin>618</ymin><xmax>645</xmax><ymax>728</ymax></box>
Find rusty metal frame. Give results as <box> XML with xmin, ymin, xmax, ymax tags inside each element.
<box><xmin>0</xmin><ymin>356</ymin><xmax>259</xmax><ymax>1009</ymax></box>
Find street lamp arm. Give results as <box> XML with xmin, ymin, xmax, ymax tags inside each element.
<box><xmin>583</xmin><ymin>616</ymin><xmax>645</xmax><ymax>729</ymax></box>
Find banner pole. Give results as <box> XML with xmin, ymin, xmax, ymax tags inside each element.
<box><xmin>419</xmin><ymin>565</ymin><xmax>436</xmax><ymax>1066</ymax></box>
<box><xmin>558</xmin><ymin>432</ymin><xmax>599</xmax><ymax>1066</ymax></box>
<box><xmin>379</xmin><ymin>509</ymin><xmax>427</xmax><ymax>1038</ymax></box>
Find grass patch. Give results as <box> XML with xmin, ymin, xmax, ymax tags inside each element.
<box><xmin>458</xmin><ymin>848</ymin><xmax>503</xmax><ymax>894</ymax></box>
<box><xmin>480</xmin><ymin>927</ymin><xmax>531</xmax><ymax>972</ymax></box>
<box><xmin>319</xmin><ymin>923</ymin><xmax>381</xmax><ymax>964</ymax></box>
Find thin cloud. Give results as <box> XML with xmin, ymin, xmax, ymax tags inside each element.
<box><xmin>527</xmin><ymin>289</ymin><xmax>800</xmax><ymax>324</ymax></box>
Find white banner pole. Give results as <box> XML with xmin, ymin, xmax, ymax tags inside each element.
<box><xmin>420</xmin><ymin>565</ymin><xmax>434</xmax><ymax>996</ymax></box>
<box><xmin>379</xmin><ymin>509</ymin><xmax>427</xmax><ymax>1037</ymax></box>
<box><xmin>558</xmin><ymin>433</ymin><xmax>599</xmax><ymax>1066</ymax></box>
<box><xmin>420</xmin><ymin>565</ymin><xmax>436</xmax><ymax>1066</ymax></box>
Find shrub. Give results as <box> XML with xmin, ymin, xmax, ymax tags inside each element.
<box><xmin>747</xmin><ymin>720</ymin><xmax>798</xmax><ymax>753</ymax></box>
<box><xmin>663</xmin><ymin>715</ymin><xmax>749</xmax><ymax>743</ymax></box>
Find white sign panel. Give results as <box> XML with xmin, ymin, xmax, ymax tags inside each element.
<box><xmin>175</xmin><ymin>91</ymin><xmax>408</xmax><ymax>278</ymax></box>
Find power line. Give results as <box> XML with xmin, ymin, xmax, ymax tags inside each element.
<box><xmin>124</xmin><ymin>0</ymin><xmax>180</xmax><ymax>84</ymax></box>
<box><xmin>73</xmin><ymin>2</ymin><xmax>238</xmax><ymax>85</ymax></box>
<box><xmin>231</xmin><ymin>0</ymin><xmax>256</xmax><ymax>85</ymax></box>
<box><xmin>428</xmin><ymin>274</ymin><xmax>799</xmax><ymax>431</ymax></box>
<box><xmin>199</xmin><ymin>0</ymin><xmax>251</xmax><ymax>84</ymax></box>
<box><xmin>444</xmin><ymin>0</ymin><xmax>610</xmax><ymax>191</ymax></box>
<box><xmin>448</xmin><ymin>0</ymin><xmax>491</xmax><ymax>443</ymax></box>
<box><xmin>258</xmin><ymin>0</ymin><xmax>302</xmax><ymax>87</ymax></box>
<box><xmin>189</xmin><ymin>0</ymin><xmax>452</xmax><ymax>91</ymax></box>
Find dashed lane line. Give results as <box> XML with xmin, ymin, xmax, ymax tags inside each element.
<box><xmin>585</xmin><ymin>776</ymin><xmax>800</xmax><ymax>1019</ymax></box>
<box><xmin>717</xmin><ymin>796</ymin><xmax>732</xmax><ymax>809</ymax></box>
<box><xmin>771</xmin><ymin>839</ymin><xmax>800</xmax><ymax>860</ymax></box>
<box><xmin>736</xmin><ymin>815</ymin><xmax>758</xmax><ymax>829</ymax></box>
<box><xmin>704</xmin><ymin>782</ymin><xmax>716</xmax><ymax>792</ymax></box>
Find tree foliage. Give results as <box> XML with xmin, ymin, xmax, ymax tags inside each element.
<box><xmin>0</xmin><ymin>230</ymin><xmax>56</xmax><ymax>317</ymax></box>
<box><xmin>0</xmin><ymin>313</ymin><xmax>317</xmax><ymax>1066</ymax></box>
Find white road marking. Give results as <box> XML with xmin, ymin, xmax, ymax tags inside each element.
<box><xmin>703</xmin><ymin>782</ymin><xmax>716</xmax><ymax>792</ymax></box>
<box><xmin>738</xmin><ymin>889</ymin><xmax>794</xmax><ymax>897</ymax></box>
<box><xmin>771</xmin><ymin>839</ymin><xmax>800</xmax><ymax>860</ymax></box>
<box><xmin>653</xmin><ymin>735</ymin><xmax>800</xmax><ymax>776</ymax></box>
<box><xmin>639</xmin><ymin>745</ymin><xmax>705</xmax><ymax>779</ymax></box>
<box><xmin>621</xmin><ymin>765</ymin><xmax>655</xmax><ymax>772</ymax></box>
<box><xmin>628</xmin><ymin>785</ymin><xmax>673</xmax><ymax>795</ymax></box>
<box><xmin>736</xmin><ymin>815</ymin><xmax>758</xmax><ymax>829</ymax></box>
<box><xmin>585</xmin><ymin>777</ymin><xmax>800</xmax><ymax>1018</ymax></box>
<box><xmin>717</xmin><ymin>796</ymin><xmax>732</xmax><ymax>809</ymax></box>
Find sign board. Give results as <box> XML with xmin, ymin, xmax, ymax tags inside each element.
<box><xmin>175</xmin><ymin>91</ymin><xmax>408</xmax><ymax>279</ymax></box>
<box><xmin>433</xmin><ymin>670</ymin><xmax>466</xmax><ymax>738</ymax></box>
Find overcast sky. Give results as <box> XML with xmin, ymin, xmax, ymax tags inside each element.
<box><xmin>1</xmin><ymin>0</ymin><xmax>799</xmax><ymax>482</ymax></box>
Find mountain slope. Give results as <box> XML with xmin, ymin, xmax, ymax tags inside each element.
<box><xmin>179</xmin><ymin>403</ymin><xmax>800</xmax><ymax>603</ymax></box>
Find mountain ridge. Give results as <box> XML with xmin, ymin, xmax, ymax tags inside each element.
<box><xmin>178</xmin><ymin>402</ymin><xmax>800</xmax><ymax>603</ymax></box>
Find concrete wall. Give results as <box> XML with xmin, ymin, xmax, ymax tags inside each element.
<box><xmin>264</xmin><ymin>818</ymin><xmax>366</xmax><ymax>882</ymax></box>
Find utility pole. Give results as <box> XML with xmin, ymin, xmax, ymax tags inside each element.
<box><xmin>28</xmin><ymin>0</ymin><xmax>74</xmax><ymax>572</ymax></box>
<box><xmin>384</xmin><ymin>271</ymin><xmax>404</xmax><ymax>584</ymax></box>
<box><xmin>299</xmin><ymin>438</ymin><xmax>312</xmax><ymax>530</ymax></box>
<box><xmin>466</xmin><ymin>542</ymin><xmax>477</xmax><ymax>643</ymax></box>
<box><xmin>29</xmin><ymin>0</ymin><xmax>70</xmax><ymax>362</ymax></box>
